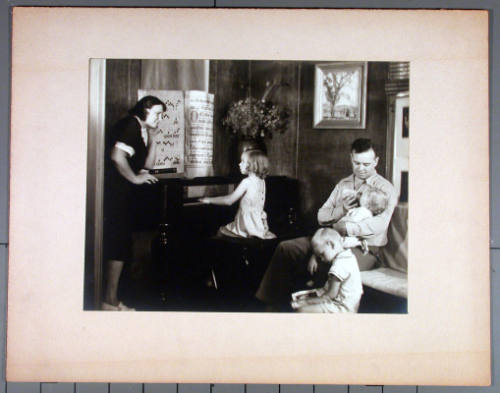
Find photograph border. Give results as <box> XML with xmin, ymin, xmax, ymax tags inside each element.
<box><xmin>4</xmin><ymin>7</ymin><xmax>489</xmax><ymax>384</ymax></box>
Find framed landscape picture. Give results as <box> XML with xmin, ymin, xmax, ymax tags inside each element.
<box><xmin>313</xmin><ymin>61</ymin><xmax>367</xmax><ymax>129</ymax></box>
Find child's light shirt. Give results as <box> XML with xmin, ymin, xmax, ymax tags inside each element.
<box><xmin>339</xmin><ymin>206</ymin><xmax>373</xmax><ymax>224</ymax></box>
<box><xmin>219</xmin><ymin>176</ymin><xmax>276</xmax><ymax>239</ymax></box>
<box><xmin>323</xmin><ymin>249</ymin><xmax>363</xmax><ymax>312</ymax></box>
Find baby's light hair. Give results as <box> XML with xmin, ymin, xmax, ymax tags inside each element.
<box><xmin>361</xmin><ymin>187</ymin><xmax>389</xmax><ymax>215</ymax></box>
<box><xmin>244</xmin><ymin>149</ymin><xmax>270</xmax><ymax>179</ymax></box>
<box><xmin>311</xmin><ymin>228</ymin><xmax>342</xmax><ymax>253</ymax></box>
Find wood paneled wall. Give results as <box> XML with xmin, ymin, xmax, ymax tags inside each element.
<box><xmin>210</xmin><ymin>60</ymin><xmax>300</xmax><ymax>177</ymax></box>
<box><xmin>105</xmin><ymin>60</ymin><xmax>389</xmax><ymax>226</ymax></box>
<box><xmin>210</xmin><ymin>60</ymin><xmax>389</xmax><ymax>226</ymax></box>
<box><xmin>209</xmin><ymin>60</ymin><xmax>250</xmax><ymax>176</ymax></box>
<box><xmin>296</xmin><ymin>62</ymin><xmax>389</xmax><ymax>225</ymax></box>
<box><xmin>105</xmin><ymin>60</ymin><xmax>142</xmax><ymax>139</ymax></box>
<box><xmin>249</xmin><ymin>61</ymin><xmax>299</xmax><ymax>178</ymax></box>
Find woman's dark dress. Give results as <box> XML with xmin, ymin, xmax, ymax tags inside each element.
<box><xmin>103</xmin><ymin>116</ymin><xmax>148</xmax><ymax>263</ymax></box>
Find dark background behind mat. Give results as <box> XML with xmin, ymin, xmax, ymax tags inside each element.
<box><xmin>0</xmin><ymin>0</ymin><xmax>498</xmax><ymax>392</ymax></box>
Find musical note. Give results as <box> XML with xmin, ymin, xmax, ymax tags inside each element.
<box><xmin>165</xmin><ymin>99</ymin><xmax>176</xmax><ymax>111</ymax></box>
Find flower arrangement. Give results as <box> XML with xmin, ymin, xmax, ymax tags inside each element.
<box><xmin>222</xmin><ymin>83</ymin><xmax>290</xmax><ymax>140</ymax></box>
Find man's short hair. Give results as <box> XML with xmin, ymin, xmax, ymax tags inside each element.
<box><xmin>351</xmin><ymin>138</ymin><xmax>375</xmax><ymax>154</ymax></box>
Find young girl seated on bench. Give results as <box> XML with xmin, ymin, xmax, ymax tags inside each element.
<box><xmin>199</xmin><ymin>149</ymin><xmax>276</xmax><ymax>240</ymax></box>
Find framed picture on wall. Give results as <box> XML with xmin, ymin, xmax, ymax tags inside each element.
<box><xmin>313</xmin><ymin>61</ymin><xmax>367</xmax><ymax>129</ymax></box>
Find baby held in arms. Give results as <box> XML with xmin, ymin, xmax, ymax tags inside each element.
<box><xmin>339</xmin><ymin>185</ymin><xmax>389</xmax><ymax>253</ymax></box>
<box><xmin>291</xmin><ymin>228</ymin><xmax>363</xmax><ymax>313</ymax></box>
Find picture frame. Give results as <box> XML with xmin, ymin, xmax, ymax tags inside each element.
<box><xmin>313</xmin><ymin>61</ymin><xmax>367</xmax><ymax>129</ymax></box>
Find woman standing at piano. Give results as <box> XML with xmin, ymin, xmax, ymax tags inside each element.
<box><xmin>102</xmin><ymin>96</ymin><xmax>166</xmax><ymax>311</ymax></box>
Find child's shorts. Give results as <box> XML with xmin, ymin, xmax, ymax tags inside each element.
<box><xmin>298</xmin><ymin>300</ymin><xmax>351</xmax><ymax>313</ymax></box>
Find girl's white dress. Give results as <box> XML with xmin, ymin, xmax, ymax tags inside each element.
<box><xmin>219</xmin><ymin>176</ymin><xmax>276</xmax><ymax>239</ymax></box>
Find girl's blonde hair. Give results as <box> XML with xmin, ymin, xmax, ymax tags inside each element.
<box><xmin>243</xmin><ymin>149</ymin><xmax>270</xmax><ymax>179</ymax></box>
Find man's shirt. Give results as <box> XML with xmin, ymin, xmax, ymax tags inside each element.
<box><xmin>317</xmin><ymin>172</ymin><xmax>398</xmax><ymax>246</ymax></box>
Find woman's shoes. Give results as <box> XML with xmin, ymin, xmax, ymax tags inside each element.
<box><xmin>116</xmin><ymin>302</ymin><xmax>135</xmax><ymax>311</ymax></box>
<box><xmin>101</xmin><ymin>301</ymin><xmax>135</xmax><ymax>311</ymax></box>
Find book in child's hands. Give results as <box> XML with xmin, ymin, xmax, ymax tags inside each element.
<box><xmin>291</xmin><ymin>289</ymin><xmax>321</xmax><ymax>310</ymax></box>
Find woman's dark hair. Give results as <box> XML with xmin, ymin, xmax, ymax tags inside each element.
<box><xmin>129</xmin><ymin>96</ymin><xmax>166</xmax><ymax>120</ymax></box>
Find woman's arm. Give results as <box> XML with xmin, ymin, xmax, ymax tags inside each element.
<box><xmin>143</xmin><ymin>128</ymin><xmax>161</xmax><ymax>169</ymax></box>
<box><xmin>111</xmin><ymin>147</ymin><xmax>158</xmax><ymax>185</ymax></box>
<box><xmin>199</xmin><ymin>179</ymin><xmax>249</xmax><ymax>206</ymax></box>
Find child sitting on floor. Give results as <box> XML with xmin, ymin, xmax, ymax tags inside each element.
<box><xmin>292</xmin><ymin>228</ymin><xmax>363</xmax><ymax>313</ymax></box>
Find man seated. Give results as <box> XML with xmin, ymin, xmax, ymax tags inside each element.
<box><xmin>255</xmin><ymin>138</ymin><xmax>398</xmax><ymax>309</ymax></box>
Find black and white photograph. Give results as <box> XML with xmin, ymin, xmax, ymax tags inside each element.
<box><xmin>84</xmin><ymin>59</ymin><xmax>409</xmax><ymax>314</ymax></box>
<box><xmin>7</xmin><ymin>8</ymin><xmax>489</xmax><ymax>384</ymax></box>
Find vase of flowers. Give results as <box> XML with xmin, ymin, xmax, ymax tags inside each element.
<box><xmin>222</xmin><ymin>82</ymin><xmax>290</xmax><ymax>169</ymax></box>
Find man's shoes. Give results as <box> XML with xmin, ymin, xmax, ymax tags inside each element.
<box><xmin>101</xmin><ymin>301</ymin><xmax>135</xmax><ymax>311</ymax></box>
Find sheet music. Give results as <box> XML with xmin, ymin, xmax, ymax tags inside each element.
<box><xmin>138</xmin><ymin>89</ymin><xmax>185</xmax><ymax>173</ymax></box>
<box><xmin>185</xmin><ymin>90</ymin><xmax>214</xmax><ymax>177</ymax></box>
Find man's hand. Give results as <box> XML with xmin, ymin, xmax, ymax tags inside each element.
<box><xmin>333</xmin><ymin>221</ymin><xmax>348</xmax><ymax>236</ymax></box>
<box><xmin>307</xmin><ymin>255</ymin><xmax>318</xmax><ymax>275</ymax></box>
<box><xmin>342</xmin><ymin>193</ymin><xmax>358</xmax><ymax>211</ymax></box>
